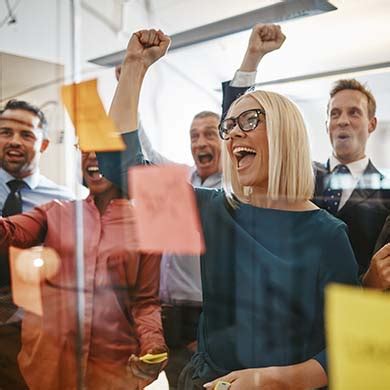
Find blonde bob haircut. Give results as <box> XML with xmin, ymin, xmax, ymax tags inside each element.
<box><xmin>222</xmin><ymin>90</ymin><xmax>314</xmax><ymax>206</ymax></box>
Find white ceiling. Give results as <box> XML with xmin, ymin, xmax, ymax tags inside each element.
<box><xmin>2</xmin><ymin>0</ymin><xmax>390</xmax><ymax>96</ymax></box>
<box><xmin>1</xmin><ymin>0</ymin><xmax>390</xmax><ymax>166</ymax></box>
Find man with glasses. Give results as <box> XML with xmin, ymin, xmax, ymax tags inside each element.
<box><xmin>0</xmin><ymin>100</ymin><xmax>73</xmax><ymax>389</ymax></box>
<box><xmin>223</xmin><ymin>24</ymin><xmax>390</xmax><ymax>283</ymax></box>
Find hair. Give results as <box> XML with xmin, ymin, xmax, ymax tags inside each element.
<box><xmin>0</xmin><ymin>99</ymin><xmax>49</xmax><ymax>139</ymax></box>
<box><xmin>222</xmin><ymin>90</ymin><xmax>314</xmax><ymax>206</ymax></box>
<box><xmin>327</xmin><ymin>79</ymin><xmax>376</xmax><ymax>118</ymax></box>
<box><xmin>192</xmin><ymin>110</ymin><xmax>220</xmax><ymax>122</ymax></box>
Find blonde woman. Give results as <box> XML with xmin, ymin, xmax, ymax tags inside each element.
<box><xmin>99</xmin><ymin>29</ymin><xmax>359</xmax><ymax>390</ymax></box>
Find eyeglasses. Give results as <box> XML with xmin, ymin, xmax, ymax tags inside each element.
<box><xmin>219</xmin><ymin>109</ymin><xmax>266</xmax><ymax>140</ymax></box>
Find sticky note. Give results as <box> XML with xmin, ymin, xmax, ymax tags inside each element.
<box><xmin>9</xmin><ymin>246</ymin><xmax>43</xmax><ymax>316</ymax></box>
<box><xmin>326</xmin><ymin>284</ymin><xmax>390</xmax><ymax>390</ymax></box>
<box><xmin>139</xmin><ymin>352</ymin><xmax>168</xmax><ymax>364</ymax></box>
<box><xmin>61</xmin><ymin>79</ymin><xmax>125</xmax><ymax>152</ymax></box>
<box><xmin>128</xmin><ymin>164</ymin><xmax>204</xmax><ymax>254</ymax></box>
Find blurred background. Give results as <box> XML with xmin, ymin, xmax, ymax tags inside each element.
<box><xmin>1</xmin><ymin>0</ymin><xmax>390</xmax><ymax>187</ymax></box>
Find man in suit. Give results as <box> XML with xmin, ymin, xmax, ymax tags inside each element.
<box><xmin>222</xmin><ymin>24</ymin><xmax>390</xmax><ymax>278</ymax></box>
<box><xmin>0</xmin><ymin>99</ymin><xmax>73</xmax><ymax>389</ymax></box>
<box><xmin>312</xmin><ymin>78</ymin><xmax>390</xmax><ymax>276</ymax></box>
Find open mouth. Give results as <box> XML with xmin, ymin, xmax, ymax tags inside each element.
<box><xmin>5</xmin><ymin>149</ymin><xmax>24</xmax><ymax>162</ymax></box>
<box><xmin>233</xmin><ymin>146</ymin><xmax>257</xmax><ymax>169</ymax></box>
<box><xmin>197</xmin><ymin>151</ymin><xmax>214</xmax><ymax>165</ymax></box>
<box><xmin>337</xmin><ymin>133</ymin><xmax>350</xmax><ymax>141</ymax></box>
<box><xmin>86</xmin><ymin>165</ymin><xmax>103</xmax><ymax>181</ymax></box>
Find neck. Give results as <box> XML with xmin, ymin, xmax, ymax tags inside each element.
<box><xmin>334</xmin><ymin>153</ymin><xmax>366</xmax><ymax>165</ymax></box>
<box><xmin>241</xmin><ymin>187</ymin><xmax>314</xmax><ymax>211</ymax></box>
<box><xmin>93</xmin><ymin>187</ymin><xmax>122</xmax><ymax>214</ymax></box>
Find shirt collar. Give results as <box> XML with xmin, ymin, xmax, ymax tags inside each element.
<box><xmin>329</xmin><ymin>155</ymin><xmax>369</xmax><ymax>179</ymax></box>
<box><xmin>0</xmin><ymin>168</ymin><xmax>40</xmax><ymax>189</ymax></box>
<box><xmin>190</xmin><ymin>168</ymin><xmax>222</xmax><ymax>186</ymax></box>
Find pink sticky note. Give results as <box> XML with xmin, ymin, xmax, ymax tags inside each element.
<box><xmin>9</xmin><ymin>246</ymin><xmax>43</xmax><ymax>316</ymax></box>
<box><xmin>129</xmin><ymin>165</ymin><xmax>204</xmax><ymax>254</ymax></box>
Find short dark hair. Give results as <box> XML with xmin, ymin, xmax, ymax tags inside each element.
<box><xmin>0</xmin><ymin>99</ymin><xmax>49</xmax><ymax>138</ymax></box>
<box><xmin>328</xmin><ymin>79</ymin><xmax>376</xmax><ymax>118</ymax></box>
<box><xmin>192</xmin><ymin>110</ymin><xmax>220</xmax><ymax>122</ymax></box>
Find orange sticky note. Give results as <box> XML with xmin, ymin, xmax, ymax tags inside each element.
<box><xmin>129</xmin><ymin>165</ymin><xmax>204</xmax><ymax>254</ymax></box>
<box><xmin>61</xmin><ymin>79</ymin><xmax>125</xmax><ymax>152</ymax></box>
<box><xmin>9</xmin><ymin>246</ymin><xmax>43</xmax><ymax>316</ymax></box>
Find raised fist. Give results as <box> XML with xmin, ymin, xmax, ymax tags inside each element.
<box><xmin>247</xmin><ymin>24</ymin><xmax>286</xmax><ymax>56</ymax></box>
<box><xmin>124</xmin><ymin>29</ymin><xmax>171</xmax><ymax>68</ymax></box>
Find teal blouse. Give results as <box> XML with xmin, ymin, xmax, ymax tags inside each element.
<box><xmin>96</xmin><ymin>130</ymin><xmax>360</xmax><ymax>381</ymax></box>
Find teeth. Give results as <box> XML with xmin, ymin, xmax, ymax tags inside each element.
<box><xmin>233</xmin><ymin>146</ymin><xmax>256</xmax><ymax>155</ymax></box>
<box><xmin>87</xmin><ymin>166</ymin><xmax>99</xmax><ymax>172</ymax></box>
<box><xmin>7</xmin><ymin>150</ymin><xmax>22</xmax><ymax>156</ymax></box>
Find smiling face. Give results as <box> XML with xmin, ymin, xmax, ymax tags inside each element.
<box><xmin>0</xmin><ymin>109</ymin><xmax>49</xmax><ymax>179</ymax></box>
<box><xmin>82</xmin><ymin>151</ymin><xmax>115</xmax><ymax>195</ymax></box>
<box><xmin>226</xmin><ymin>97</ymin><xmax>269</xmax><ymax>192</ymax></box>
<box><xmin>327</xmin><ymin>89</ymin><xmax>377</xmax><ymax>164</ymax></box>
<box><xmin>190</xmin><ymin>115</ymin><xmax>221</xmax><ymax>181</ymax></box>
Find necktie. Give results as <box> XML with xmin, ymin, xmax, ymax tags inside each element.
<box><xmin>0</xmin><ymin>179</ymin><xmax>26</xmax><ymax>322</ymax></box>
<box><xmin>323</xmin><ymin>164</ymin><xmax>350</xmax><ymax>214</ymax></box>
<box><xmin>2</xmin><ymin>179</ymin><xmax>25</xmax><ymax>217</ymax></box>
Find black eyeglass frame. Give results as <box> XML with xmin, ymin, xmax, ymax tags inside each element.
<box><xmin>218</xmin><ymin>108</ymin><xmax>266</xmax><ymax>140</ymax></box>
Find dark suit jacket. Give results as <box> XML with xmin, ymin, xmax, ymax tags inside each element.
<box><xmin>375</xmin><ymin>214</ymin><xmax>390</xmax><ymax>251</ymax></box>
<box><xmin>221</xmin><ymin>80</ymin><xmax>249</xmax><ymax>119</ymax></box>
<box><xmin>313</xmin><ymin>160</ymin><xmax>390</xmax><ymax>275</ymax></box>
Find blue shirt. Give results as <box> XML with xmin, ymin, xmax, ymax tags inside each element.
<box><xmin>159</xmin><ymin>169</ymin><xmax>222</xmax><ymax>305</ymax></box>
<box><xmin>138</xmin><ymin>125</ymin><xmax>222</xmax><ymax>304</ymax></box>
<box><xmin>0</xmin><ymin>168</ymin><xmax>74</xmax><ymax>214</ymax></box>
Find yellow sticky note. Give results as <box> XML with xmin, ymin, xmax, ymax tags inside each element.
<box><xmin>326</xmin><ymin>284</ymin><xmax>390</xmax><ymax>390</ymax></box>
<box><xmin>61</xmin><ymin>79</ymin><xmax>125</xmax><ymax>152</ymax></box>
<box><xmin>139</xmin><ymin>352</ymin><xmax>168</xmax><ymax>364</ymax></box>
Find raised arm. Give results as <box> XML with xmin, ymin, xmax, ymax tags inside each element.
<box><xmin>222</xmin><ymin>24</ymin><xmax>286</xmax><ymax>117</ymax></box>
<box><xmin>109</xmin><ymin>29</ymin><xmax>170</xmax><ymax>133</ymax></box>
<box><xmin>115</xmin><ymin>64</ymin><xmax>173</xmax><ymax>165</ymax></box>
<box><xmin>138</xmin><ymin>121</ymin><xmax>173</xmax><ymax>165</ymax></box>
<box><xmin>97</xmin><ymin>30</ymin><xmax>171</xmax><ymax>191</ymax></box>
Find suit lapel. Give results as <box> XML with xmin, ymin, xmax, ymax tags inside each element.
<box><xmin>314</xmin><ymin>160</ymin><xmax>331</xmax><ymax>207</ymax></box>
<box><xmin>338</xmin><ymin>160</ymin><xmax>381</xmax><ymax>213</ymax></box>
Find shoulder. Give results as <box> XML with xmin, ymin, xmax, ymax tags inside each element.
<box><xmin>37</xmin><ymin>175</ymin><xmax>74</xmax><ymax>200</ymax></box>
<box><xmin>194</xmin><ymin>187</ymin><xmax>225</xmax><ymax>206</ymax></box>
<box><xmin>313</xmin><ymin>160</ymin><xmax>328</xmax><ymax>176</ymax></box>
<box><xmin>309</xmin><ymin>209</ymin><xmax>349</xmax><ymax>240</ymax></box>
<box><xmin>364</xmin><ymin>161</ymin><xmax>390</xmax><ymax>197</ymax></box>
<box><xmin>313</xmin><ymin>211</ymin><xmax>359</xmax><ymax>282</ymax></box>
<box><xmin>39</xmin><ymin>198</ymin><xmax>74</xmax><ymax>212</ymax></box>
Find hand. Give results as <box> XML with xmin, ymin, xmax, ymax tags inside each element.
<box><xmin>204</xmin><ymin>367</ymin><xmax>289</xmax><ymax>390</ymax></box>
<box><xmin>127</xmin><ymin>347</ymin><xmax>168</xmax><ymax>389</ymax></box>
<box><xmin>240</xmin><ymin>24</ymin><xmax>286</xmax><ymax>72</ymax></box>
<box><xmin>124</xmin><ymin>29</ymin><xmax>171</xmax><ymax>69</ymax></box>
<box><xmin>362</xmin><ymin>243</ymin><xmax>390</xmax><ymax>290</ymax></box>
